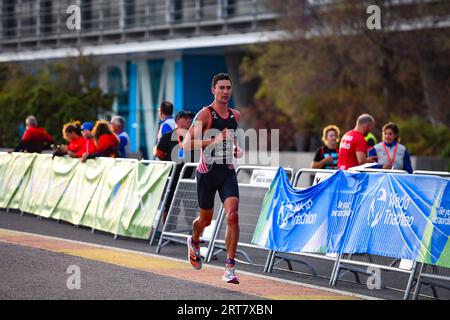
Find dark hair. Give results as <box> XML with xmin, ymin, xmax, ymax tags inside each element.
<box><xmin>160</xmin><ymin>101</ymin><xmax>174</xmax><ymax>116</ymax></box>
<box><xmin>63</xmin><ymin>121</ymin><xmax>82</xmax><ymax>140</ymax></box>
<box><xmin>176</xmin><ymin>110</ymin><xmax>194</xmax><ymax>121</ymax></box>
<box><xmin>382</xmin><ymin>122</ymin><xmax>400</xmax><ymax>142</ymax></box>
<box><xmin>212</xmin><ymin>73</ymin><xmax>233</xmax><ymax>88</ymax></box>
<box><xmin>93</xmin><ymin>120</ymin><xmax>115</xmax><ymax>142</ymax></box>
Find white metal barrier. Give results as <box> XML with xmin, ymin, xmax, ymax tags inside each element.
<box><xmin>329</xmin><ymin>168</ymin><xmax>421</xmax><ymax>299</ymax></box>
<box><xmin>139</xmin><ymin>160</ymin><xmax>177</xmax><ymax>245</ymax></box>
<box><xmin>156</xmin><ymin>163</ymin><xmax>225</xmax><ymax>253</ymax></box>
<box><xmin>407</xmin><ymin>170</ymin><xmax>450</xmax><ymax>300</ymax></box>
<box><xmin>204</xmin><ymin>166</ymin><xmax>294</xmax><ymax>267</ymax></box>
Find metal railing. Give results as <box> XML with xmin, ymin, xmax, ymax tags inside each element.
<box><xmin>328</xmin><ymin>168</ymin><xmax>420</xmax><ymax>300</ymax></box>
<box><xmin>156</xmin><ymin>162</ymin><xmax>223</xmax><ymax>253</ymax></box>
<box><xmin>264</xmin><ymin>168</ymin><xmax>338</xmax><ymax>277</ymax></box>
<box><xmin>136</xmin><ymin>159</ymin><xmax>177</xmax><ymax>245</ymax></box>
<box><xmin>204</xmin><ymin>166</ymin><xmax>294</xmax><ymax>267</ymax></box>
<box><xmin>407</xmin><ymin>170</ymin><xmax>450</xmax><ymax>300</ymax></box>
<box><xmin>0</xmin><ymin>0</ymin><xmax>276</xmax><ymax>49</ymax></box>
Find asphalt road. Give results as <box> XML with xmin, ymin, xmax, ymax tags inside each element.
<box><xmin>0</xmin><ymin>241</ymin><xmax>263</xmax><ymax>300</ymax></box>
<box><xmin>0</xmin><ymin>209</ymin><xmax>448</xmax><ymax>300</ymax></box>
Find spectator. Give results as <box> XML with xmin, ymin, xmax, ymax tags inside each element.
<box><xmin>311</xmin><ymin>125</ymin><xmax>340</xmax><ymax>170</ymax></box>
<box><xmin>79</xmin><ymin>122</ymin><xmax>97</xmax><ymax>157</ymax></box>
<box><xmin>368</xmin><ymin>122</ymin><xmax>413</xmax><ymax>173</ymax></box>
<box><xmin>154</xmin><ymin>110</ymin><xmax>195</xmax><ymax>223</ymax></box>
<box><xmin>81</xmin><ymin>120</ymin><xmax>119</xmax><ymax>162</ymax></box>
<box><xmin>110</xmin><ymin>115</ymin><xmax>129</xmax><ymax>158</ymax></box>
<box><xmin>59</xmin><ymin>121</ymin><xmax>86</xmax><ymax>158</ymax></box>
<box><xmin>157</xmin><ymin>101</ymin><xmax>176</xmax><ymax>141</ymax></box>
<box><xmin>14</xmin><ymin>115</ymin><xmax>54</xmax><ymax>153</ymax></box>
<box><xmin>365</xmin><ymin>132</ymin><xmax>377</xmax><ymax>153</ymax></box>
<box><xmin>338</xmin><ymin>114</ymin><xmax>377</xmax><ymax>170</ymax></box>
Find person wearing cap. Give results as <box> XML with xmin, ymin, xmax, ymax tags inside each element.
<box><xmin>78</xmin><ymin>121</ymin><xmax>97</xmax><ymax>158</ymax></box>
<box><xmin>154</xmin><ymin>110</ymin><xmax>195</xmax><ymax>223</ymax></box>
<box><xmin>81</xmin><ymin>120</ymin><xmax>120</xmax><ymax>162</ymax></box>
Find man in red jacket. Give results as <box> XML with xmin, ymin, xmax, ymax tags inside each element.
<box><xmin>14</xmin><ymin>115</ymin><xmax>54</xmax><ymax>153</ymax></box>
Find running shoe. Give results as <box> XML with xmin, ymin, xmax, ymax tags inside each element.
<box><xmin>222</xmin><ymin>266</ymin><xmax>239</xmax><ymax>284</ymax></box>
<box><xmin>187</xmin><ymin>236</ymin><xmax>202</xmax><ymax>270</ymax></box>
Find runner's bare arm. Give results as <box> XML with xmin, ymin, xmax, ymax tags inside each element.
<box><xmin>183</xmin><ymin>108</ymin><xmax>214</xmax><ymax>151</ymax></box>
<box><xmin>231</xmin><ymin>109</ymin><xmax>244</xmax><ymax>159</ymax></box>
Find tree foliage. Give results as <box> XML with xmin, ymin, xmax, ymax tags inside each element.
<box><xmin>240</xmin><ymin>0</ymin><xmax>450</xmax><ymax>154</ymax></box>
<box><xmin>0</xmin><ymin>56</ymin><xmax>113</xmax><ymax>148</ymax></box>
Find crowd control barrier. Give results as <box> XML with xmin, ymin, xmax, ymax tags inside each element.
<box><xmin>141</xmin><ymin>159</ymin><xmax>179</xmax><ymax>245</ymax></box>
<box><xmin>156</xmin><ymin>163</ymin><xmax>226</xmax><ymax>253</ymax></box>
<box><xmin>407</xmin><ymin>170</ymin><xmax>450</xmax><ymax>300</ymax></box>
<box><xmin>328</xmin><ymin>168</ymin><xmax>421</xmax><ymax>299</ymax></box>
<box><xmin>264</xmin><ymin>168</ymin><xmax>339</xmax><ymax>277</ymax></box>
<box><xmin>203</xmin><ymin>166</ymin><xmax>294</xmax><ymax>268</ymax></box>
<box><xmin>132</xmin><ymin>159</ymin><xmax>177</xmax><ymax>244</ymax></box>
<box><xmin>0</xmin><ymin>152</ymin><xmax>176</xmax><ymax>241</ymax></box>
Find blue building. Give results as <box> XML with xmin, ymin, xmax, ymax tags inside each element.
<box><xmin>0</xmin><ymin>0</ymin><xmax>281</xmax><ymax>158</ymax></box>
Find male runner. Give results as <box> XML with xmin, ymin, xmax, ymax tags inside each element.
<box><xmin>183</xmin><ymin>73</ymin><xmax>243</xmax><ymax>284</ymax></box>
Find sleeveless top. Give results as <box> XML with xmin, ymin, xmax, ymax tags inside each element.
<box><xmin>197</xmin><ymin>105</ymin><xmax>238</xmax><ymax>173</ymax></box>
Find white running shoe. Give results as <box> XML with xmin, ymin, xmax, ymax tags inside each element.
<box><xmin>222</xmin><ymin>267</ymin><xmax>239</xmax><ymax>284</ymax></box>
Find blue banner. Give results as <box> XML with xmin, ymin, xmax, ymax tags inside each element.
<box><xmin>252</xmin><ymin>168</ymin><xmax>450</xmax><ymax>268</ymax></box>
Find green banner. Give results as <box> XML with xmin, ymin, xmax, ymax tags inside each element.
<box><xmin>0</xmin><ymin>153</ymin><xmax>36</xmax><ymax>209</ymax></box>
<box><xmin>117</xmin><ymin>162</ymin><xmax>172</xmax><ymax>239</ymax></box>
<box><xmin>0</xmin><ymin>153</ymin><xmax>173</xmax><ymax>240</ymax></box>
<box><xmin>19</xmin><ymin>155</ymin><xmax>53</xmax><ymax>214</ymax></box>
<box><xmin>87</xmin><ymin>159</ymin><xmax>137</xmax><ymax>234</ymax></box>
<box><xmin>56</xmin><ymin>158</ymin><xmax>108</xmax><ymax>225</ymax></box>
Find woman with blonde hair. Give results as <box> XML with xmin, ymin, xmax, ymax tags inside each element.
<box><xmin>311</xmin><ymin>125</ymin><xmax>340</xmax><ymax>170</ymax></box>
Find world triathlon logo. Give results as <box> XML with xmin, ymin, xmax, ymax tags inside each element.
<box><xmin>277</xmin><ymin>200</ymin><xmax>316</xmax><ymax>229</ymax></box>
<box><xmin>368</xmin><ymin>188</ymin><xmax>414</xmax><ymax>228</ymax></box>
<box><xmin>368</xmin><ymin>188</ymin><xmax>387</xmax><ymax>228</ymax></box>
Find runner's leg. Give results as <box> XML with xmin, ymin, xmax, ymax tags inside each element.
<box><xmin>192</xmin><ymin>209</ymin><xmax>213</xmax><ymax>243</ymax></box>
<box><xmin>223</xmin><ymin>197</ymin><xmax>239</xmax><ymax>264</ymax></box>
<box><xmin>218</xmin><ymin>169</ymin><xmax>240</xmax><ymax>283</ymax></box>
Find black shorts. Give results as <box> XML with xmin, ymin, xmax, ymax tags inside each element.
<box><xmin>196</xmin><ymin>164</ymin><xmax>239</xmax><ymax>210</ymax></box>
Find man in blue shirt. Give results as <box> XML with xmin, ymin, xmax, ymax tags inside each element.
<box><xmin>157</xmin><ymin>101</ymin><xmax>177</xmax><ymax>140</ymax></box>
<box><xmin>111</xmin><ymin>115</ymin><xmax>129</xmax><ymax>158</ymax></box>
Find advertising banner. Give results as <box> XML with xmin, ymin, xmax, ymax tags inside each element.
<box><xmin>252</xmin><ymin>168</ymin><xmax>450</xmax><ymax>268</ymax></box>
<box><xmin>0</xmin><ymin>154</ymin><xmax>172</xmax><ymax>240</ymax></box>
